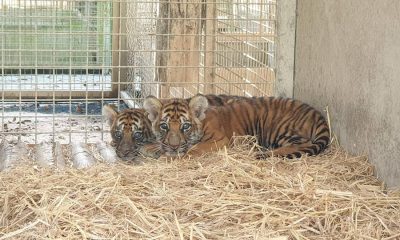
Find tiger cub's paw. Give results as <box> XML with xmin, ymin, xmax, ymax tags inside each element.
<box><xmin>255</xmin><ymin>151</ymin><xmax>272</xmax><ymax>159</ymax></box>
<box><xmin>139</xmin><ymin>143</ymin><xmax>163</xmax><ymax>159</ymax></box>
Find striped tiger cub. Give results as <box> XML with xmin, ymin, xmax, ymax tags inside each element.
<box><xmin>102</xmin><ymin>106</ymin><xmax>160</xmax><ymax>160</ymax></box>
<box><xmin>102</xmin><ymin>94</ymin><xmax>242</xmax><ymax>160</ymax></box>
<box><xmin>143</xmin><ymin>95</ymin><xmax>330</xmax><ymax>159</ymax></box>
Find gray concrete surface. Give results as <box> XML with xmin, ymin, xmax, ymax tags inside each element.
<box><xmin>294</xmin><ymin>0</ymin><xmax>400</xmax><ymax>187</ymax></box>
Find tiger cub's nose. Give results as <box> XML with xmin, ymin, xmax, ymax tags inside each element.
<box><xmin>169</xmin><ymin>144</ymin><xmax>180</xmax><ymax>150</ymax></box>
<box><xmin>168</xmin><ymin>133</ymin><xmax>182</xmax><ymax>150</ymax></box>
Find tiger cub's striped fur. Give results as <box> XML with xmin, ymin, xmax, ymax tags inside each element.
<box><xmin>102</xmin><ymin>106</ymin><xmax>160</xmax><ymax>160</ymax></box>
<box><xmin>143</xmin><ymin>95</ymin><xmax>330</xmax><ymax>159</ymax></box>
<box><xmin>102</xmin><ymin>94</ymin><xmax>242</xmax><ymax>160</ymax></box>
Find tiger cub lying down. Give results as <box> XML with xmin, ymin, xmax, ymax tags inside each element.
<box><xmin>143</xmin><ymin>95</ymin><xmax>330</xmax><ymax>159</ymax></box>
<box><xmin>102</xmin><ymin>94</ymin><xmax>242</xmax><ymax>160</ymax></box>
<box><xmin>102</xmin><ymin>106</ymin><xmax>160</xmax><ymax>160</ymax></box>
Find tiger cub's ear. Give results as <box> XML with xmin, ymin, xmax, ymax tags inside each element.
<box><xmin>189</xmin><ymin>94</ymin><xmax>209</xmax><ymax>121</ymax></box>
<box><xmin>143</xmin><ymin>96</ymin><xmax>162</xmax><ymax>122</ymax></box>
<box><xmin>102</xmin><ymin>104</ymin><xmax>118</xmax><ymax>127</ymax></box>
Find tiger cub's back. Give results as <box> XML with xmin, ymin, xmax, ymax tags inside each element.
<box><xmin>210</xmin><ymin>96</ymin><xmax>330</xmax><ymax>158</ymax></box>
<box><xmin>188</xmin><ymin>94</ymin><xmax>246</xmax><ymax>106</ymax></box>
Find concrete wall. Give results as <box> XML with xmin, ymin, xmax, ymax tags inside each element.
<box><xmin>294</xmin><ymin>0</ymin><xmax>400</xmax><ymax>187</ymax></box>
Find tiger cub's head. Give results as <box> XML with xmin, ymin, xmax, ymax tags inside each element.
<box><xmin>102</xmin><ymin>105</ymin><xmax>156</xmax><ymax>160</ymax></box>
<box><xmin>143</xmin><ymin>95</ymin><xmax>209</xmax><ymax>156</ymax></box>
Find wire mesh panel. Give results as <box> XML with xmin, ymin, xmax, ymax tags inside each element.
<box><xmin>126</xmin><ymin>0</ymin><xmax>277</xmax><ymax>98</ymax></box>
<box><xmin>125</xmin><ymin>0</ymin><xmax>158</xmax><ymax>99</ymax></box>
<box><xmin>213</xmin><ymin>0</ymin><xmax>276</xmax><ymax>96</ymax></box>
<box><xmin>0</xmin><ymin>0</ymin><xmax>277</xmax><ymax>144</ymax></box>
<box><xmin>0</xmin><ymin>0</ymin><xmax>118</xmax><ymax>144</ymax></box>
<box><xmin>0</xmin><ymin>0</ymin><xmax>113</xmax><ymax>95</ymax></box>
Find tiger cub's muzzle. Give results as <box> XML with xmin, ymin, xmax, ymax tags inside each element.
<box><xmin>162</xmin><ymin>123</ymin><xmax>187</xmax><ymax>155</ymax></box>
<box><xmin>165</xmin><ymin>132</ymin><xmax>185</xmax><ymax>149</ymax></box>
<box><xmin>115</xmin><ymin>142</ymin><xmax>140</xmax><ymax>160</ymax></box>
<box><xmin>112</xmin><ymin>133</ymin><xmax>142</xmax><ymax>160</ymax></box>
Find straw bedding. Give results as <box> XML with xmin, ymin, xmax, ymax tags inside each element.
<box><xmin>1</xmin><ymin>140</ymin><xmax>400</xmax><ymax>239</ymax></box>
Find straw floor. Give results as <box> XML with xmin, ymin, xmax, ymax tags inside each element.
<box><xmin>1</xmin><ymin>140</ymin><xmax>400</xmax><ymax>239</ymax></box>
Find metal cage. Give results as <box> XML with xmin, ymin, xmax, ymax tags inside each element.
<box><xmin>0</xmin><ymin>0</ymin><xmax>277</xmax><ymax>144</ymax></box>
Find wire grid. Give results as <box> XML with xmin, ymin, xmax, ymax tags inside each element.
<box><xmin>0</xmin><ymin>0</ymin><xmax>277</xmax><ymax>144</ymax></box>
<box><xmin>127</xmin><ymin>0</ymin><xmax>277</xmax><ymax>98</ymax></box>
<box><xmin>213</xmin><ymin>0</ymin><xmax>276</xmax><ymax>96</ymax></box>
<box><xmin>0</xmin><ymin>0</ymin><xmax>114</xmax><ymax>144</ymax></box>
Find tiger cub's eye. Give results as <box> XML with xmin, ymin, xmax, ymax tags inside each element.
<box><xmin>181</xmin><ymin>122</ymin><xmax>192</xmax><ymax>132</ymax></box>
<box><xmin>114</xmin><ymin>130</ymin><xmax>123</xmax><ymax>139</ymax></box>
<box><xmin>160</xmin><ymin>122</ymin><xmax>169</xmax><ymax>131</ymax></box>
<box><xmin>133</xmin><ymin>131</ymin><xmax>143</xmax><ymax>140</ymax></box>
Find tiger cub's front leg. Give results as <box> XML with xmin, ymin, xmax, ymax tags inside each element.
<box><xmin>187</xmin><ymin>136</ymin><xmax>230</xmax><ymax>157</ymax></box>
<box><xmin>139</xmin><ymin>143</ymin><xmax>163</xmax><ymax>159</ymax></box>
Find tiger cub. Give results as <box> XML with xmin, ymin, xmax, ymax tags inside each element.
<box><xmin>102</xmin><ymin>105</ymin><xmax>161</xmax><ymax>160</ymax></box>
<box><xmin>102</xmin><ymin>94</ymin><xmax>242</xmax><ymax>160</ymax></box>
<box><xmin>143</xmin><ymin>95</ymin><xmax>330</xmax><ymax>159</ymax></box>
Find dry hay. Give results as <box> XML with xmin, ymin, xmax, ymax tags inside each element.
<box><xmin>0</xmin><ymin>140</ymin><xmax>400</xmax><ymax>239</ymax></box>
